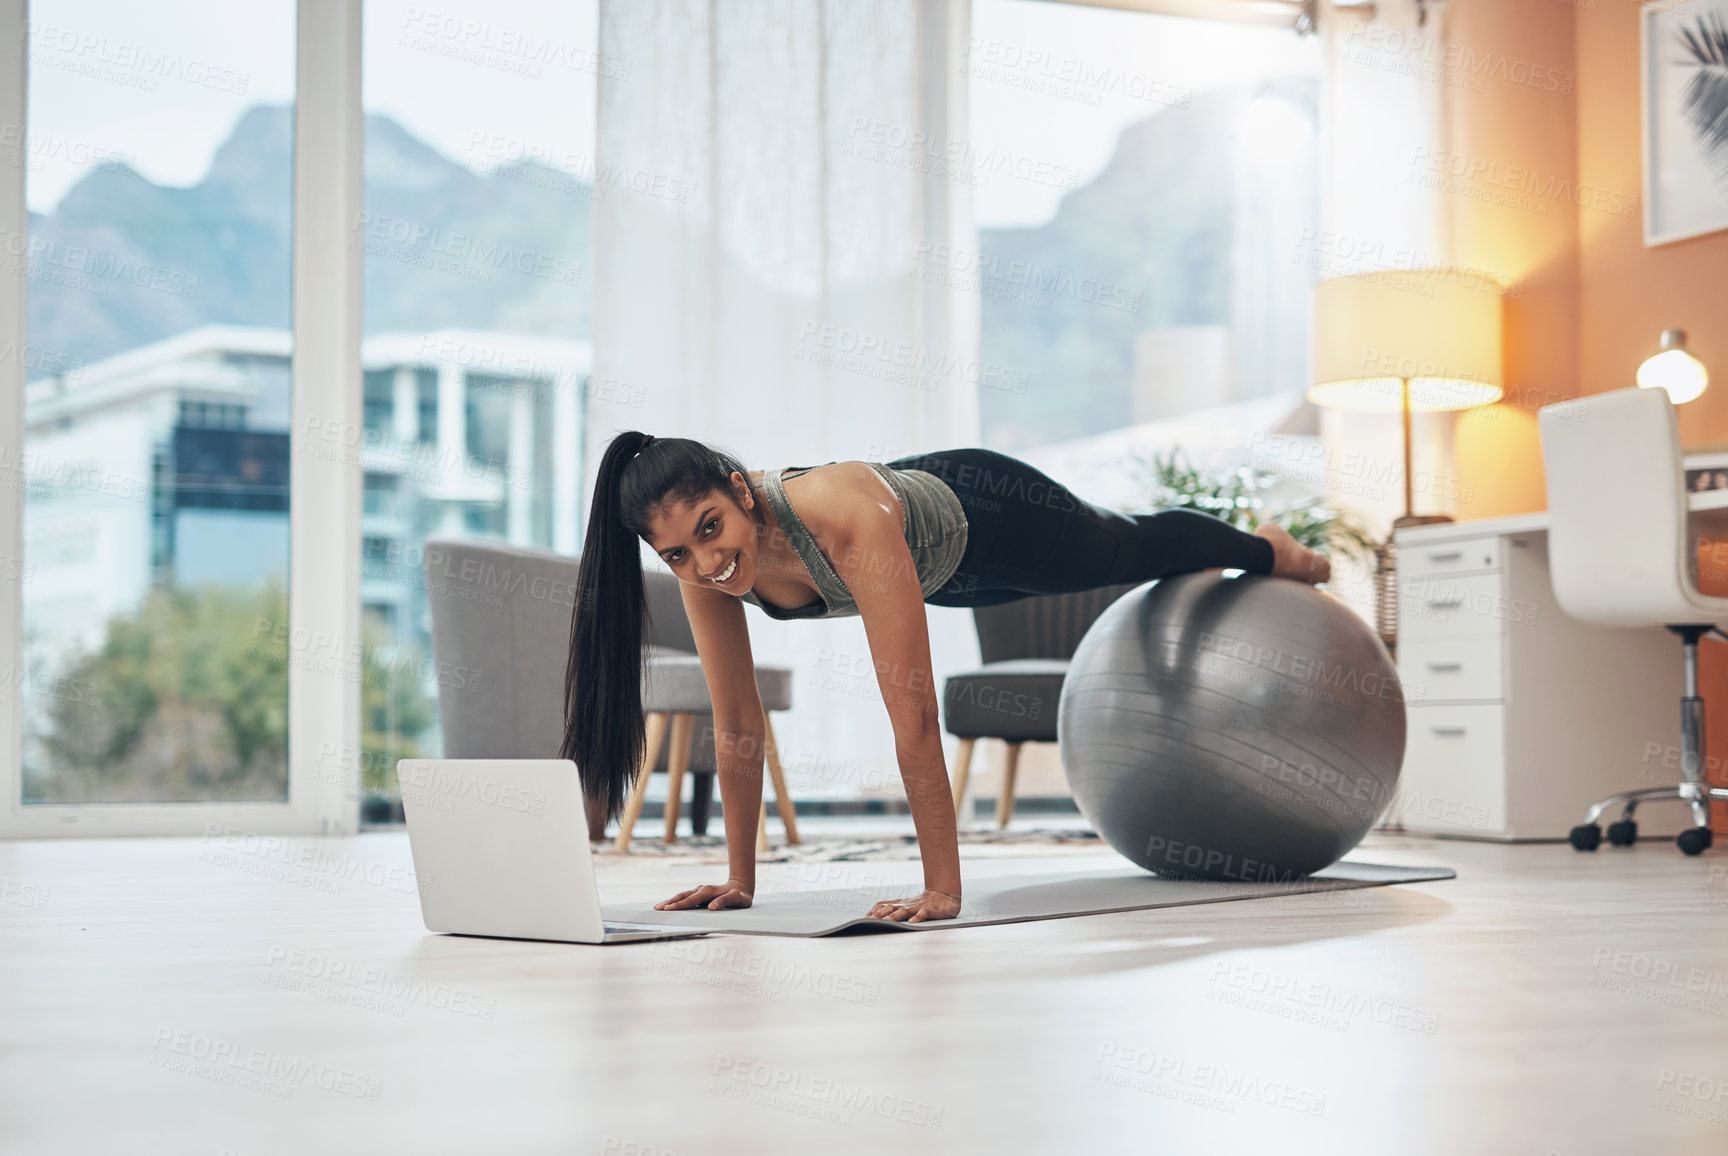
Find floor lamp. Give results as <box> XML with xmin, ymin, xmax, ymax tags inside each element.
<box><xmin>1306</xmin><ymin>269</ymin><xmax>1506</xmax><ymax>652</ymax></box>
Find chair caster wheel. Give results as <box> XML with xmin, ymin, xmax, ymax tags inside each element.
<box><xmin>1570</xmin><ymin>824</ymin><xmax>1602</xmax><ymax>851</ymax></box>
<box><xmin>1606</xmin><ymin>820</ymin><xmax>1638</xmax><ymax>846</ymax></box>
<box><xmin>1676</xmin><ymin>827</ymin><xmax>1713</xmax><ymax>856</ymax></box>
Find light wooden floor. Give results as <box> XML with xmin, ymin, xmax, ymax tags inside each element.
<box><xmin>3</xmin><ymin>824</ymin><xmax>1727</xmax><ymax>1155</ymax></box>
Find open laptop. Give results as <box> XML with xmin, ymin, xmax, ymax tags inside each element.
<box><xmin>397</xmin><ymin>758</ymin><xmax>709</xmax><ymax>945</ymax></box>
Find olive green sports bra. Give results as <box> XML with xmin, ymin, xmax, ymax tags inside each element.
<box><xmin>739</xmin><ymin>462</ymin><xmax>969</xmax><ymax>620</ymax></box>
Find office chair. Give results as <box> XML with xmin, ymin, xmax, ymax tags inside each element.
<box><xmin>1538</xmin><ymin>386</ymin><xmax>1728</xmax><ymax>855</ymax></box>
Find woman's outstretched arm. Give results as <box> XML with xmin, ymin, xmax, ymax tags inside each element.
<box><xmin>822</xmin><ymin>476</ymin><xmax>962</xmax><ymax>922</ymax></box>
<box><xmin>653</xmin><ymin>580</ymin><xmax>764</xmax><ymax>912</ymax></box>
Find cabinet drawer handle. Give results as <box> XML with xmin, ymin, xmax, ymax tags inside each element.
<box><xmin>1430</xmin><ymin>725</ymin><xmax>1468</xmax><ymax>736</ymax></box>
<box><xmin>1426</xmin><ymin>661</ymin><xmax>1463</xmax><ymax>671</ymax></box>
<box><xmin>1425</xmin><ymin>550</ymin><xmax>1463</xmax><ymax>562</ymax></box>
<box><xmin>1425</xmin><ymin>596</ymin><xmax>1465</xmax><ymax>608</ymax></box>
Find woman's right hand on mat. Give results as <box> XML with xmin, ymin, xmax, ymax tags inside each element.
<box><xmin>654</xmin><ymin>878</ymin><xmax>753</xmax><ymax>912</ymax></box>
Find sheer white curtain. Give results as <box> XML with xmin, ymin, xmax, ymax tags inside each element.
<box><xmin>590</xmin><ymin>0</ymin><xmax>981</xmax><ymax>806</ymax></box>
<box><xmin>1318</xmin><ymin>0</ymin><xmax>1444</xmax><ymax>253</ymax></box>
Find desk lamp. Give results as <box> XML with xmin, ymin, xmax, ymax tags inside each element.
<box><xmin>1637</xmin><ymin>329</ymin><xmax>1708</xmax><ymax>404</ymax></box>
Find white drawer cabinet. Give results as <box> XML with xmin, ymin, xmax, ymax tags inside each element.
<box><xmin>1400</xmin><ymin>704</ymin><xmax>1506</xmax><ymax>834</ymax></box>
<box><xmin>1400</xmin><ymin>537</ymin><xmax>1504</xmax><ymax>578</ymax></box>
<box><xmin>1398</xmin><ymin>571</ymin><xmax>1514</xmax><ymax>643</ymax></box>
<box><xmin>1397</xmin><ymin>636</ymin><xmax>1505</xmax><ymax>702</ymax></box>
<box><xmin>1390</xmin><ymin>524</ymin><xmax>1686</xmax><ymax>840</ymax></box>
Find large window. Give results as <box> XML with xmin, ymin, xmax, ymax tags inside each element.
<box><xmin>968</xmin><ymin>0</ymin><xmax>1320</xmax><ymax>463</ymax></box>
<box><xmin>356</xmin><ymin>0</ymin><xmax>597</xmax><ymax>820</ymax></box>
<box><xmin>4</xmin><ymin>0</ymin><xmax>1324</xmax><ymax>824</ymax></box>
<box><xmin>20</xmin><ymin>0</ymin><xmax>296</xmax><ymax>804</ymax></box>
<box><xmin>942</xmin><ymin>1</ymin><xmax>1326</xmax><ymax>802</ymax></box>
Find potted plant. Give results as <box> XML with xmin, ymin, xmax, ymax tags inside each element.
<box><xmin>1123</xmin><ymin>444</ymin><xmax>1383</xmax><ymax>583</ymax></box>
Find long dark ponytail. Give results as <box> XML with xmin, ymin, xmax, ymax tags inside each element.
<box><xmin>561</xmin><ymin>430</ymin><xmax>755</xmax><ymax>825</ymax></box>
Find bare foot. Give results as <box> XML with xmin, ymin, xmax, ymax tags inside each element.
<box><xmin>1253</xmin><ymin>522</ymin><xmax>1331</xmax><ymax>585</ymax></box>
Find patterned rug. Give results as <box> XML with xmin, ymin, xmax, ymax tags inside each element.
<box><xmin>592</xmin><ymin>825</ymin><xmax>1108</xmax><ymax>866</ymax></box>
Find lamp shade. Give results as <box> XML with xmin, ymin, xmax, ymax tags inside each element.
<box><xmin>1308</xmin><ymin>269</ymin><xmax>1505</xmax><ymax>413</ymax></box>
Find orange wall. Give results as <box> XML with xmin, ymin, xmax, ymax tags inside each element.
<box><xmin>1577</xmin><ymin>2</ymin><xmax>1728</xmax><ymax>442</ymax></box>
<box><xmin>1442</xmin><ymin>0</ymin><xmax>1578</xmax><ymax>519</ymax></box>
<box><xmin>1442</xmin><ymin>0</ymin><xmax>1728</xmax><ymax>828</ymax></box>
<box><xmin>1445</xmin><ymin>0</ymin><xmax>1728</xmax><ymax>497</ymax></box>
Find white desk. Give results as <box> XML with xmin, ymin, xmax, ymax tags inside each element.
<box><xmin>1389</xmin><ymin>492</ymin><xmax>1728</xmax><ymax>841</ymax></box>
<box><xmin>1394</xmin><ymin>487</ymin><xmax>1728</xmax><ymax>538</ymax></box>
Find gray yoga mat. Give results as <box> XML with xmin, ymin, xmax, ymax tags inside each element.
<box><xmin>602</xmin><ymin>860</ymin><xmax>1455</xmax><ymax>937</ymax></box>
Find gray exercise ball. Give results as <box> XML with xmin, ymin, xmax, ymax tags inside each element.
<box><xmin>1057</xmin><ymin>571</ymin><xmax>1406</xmax><ymax>882</ymax></box>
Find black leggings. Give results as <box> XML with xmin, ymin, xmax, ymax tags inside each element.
<box><xmin>886</xmin><ymin>448</ymin><xmax>1276</xmax><ymax>609</ymax></box>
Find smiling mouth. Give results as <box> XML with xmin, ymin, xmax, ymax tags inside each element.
<box><xmin>709</xmin><ymin>551</ymin><xmax>739</xmax><ymax>585</ymax></box>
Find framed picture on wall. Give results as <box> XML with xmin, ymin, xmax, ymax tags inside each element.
<box><xmin>1642</xmin><ymin>0</ymin><xmax>1728</xmax><ymax>246</ymax></box>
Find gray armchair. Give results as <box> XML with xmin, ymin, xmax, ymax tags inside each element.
<box><xmin>941</xmin><ymin>583</ymin><xmax>1140</xmax><ymax>826</ymax></box>
<box><xmin>421</xmin><ymin>538</ymin><xmax>799</xmax><ymax>851</ymax></box>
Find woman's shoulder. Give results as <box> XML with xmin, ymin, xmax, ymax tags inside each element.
<box><xmin>782</xmin><ymin>462</ymin><xmax>900</xmax><ymax>536</ymax></box>
<box><xmin>780</xmin><ymin>460</ymin><xmax>888</xmax><ymax>496</ymax></box>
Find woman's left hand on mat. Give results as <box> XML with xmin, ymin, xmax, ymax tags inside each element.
<box><xmin>865</xmin><ymin>889</ymin><xmax>961</xmax><ymax>923</ymax></box>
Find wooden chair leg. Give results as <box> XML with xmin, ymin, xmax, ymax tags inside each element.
<box><xmin>662</xmin><ymin>714</ymin><xmax>695</xmax><ymax>843</ymax></box>
<box><xmin>950</xmin><ymin>737</ymin><xmax>976</xmax><ymax>824</ymax></box>
<box><xmin>762</xmin><ymin>715</ymin><xmax>800</xmax><ymax>845</ymax></box>
<box><xmin>690</xmin><ymin>772</ymin><xmax>714</xmax><ymax>835</ymax></box>
<box><xmin>996</xmin><ymin>741</ymin><xmax>1024</xmax><ymax>829</ymax></box>
<box><xmin>757</xmin><ymin>796</ymin><xmax>770</xmax><ymax>854</ymax></box>
<box><xmin>613</xmin><ymin>712</ymin><xmax>669</xmax><ymax>854</ymax></box>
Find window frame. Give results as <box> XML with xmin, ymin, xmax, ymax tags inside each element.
<box><xmin>0</xmin><ymin>0</ymin><xmax>364</xmax><ymax>837</ymax></box>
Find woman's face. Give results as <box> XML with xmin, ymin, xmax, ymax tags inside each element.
<box><xmin>644</xmin><ymin>473</ymin><xmax>763</xmax><ymax>593</ymax></box>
